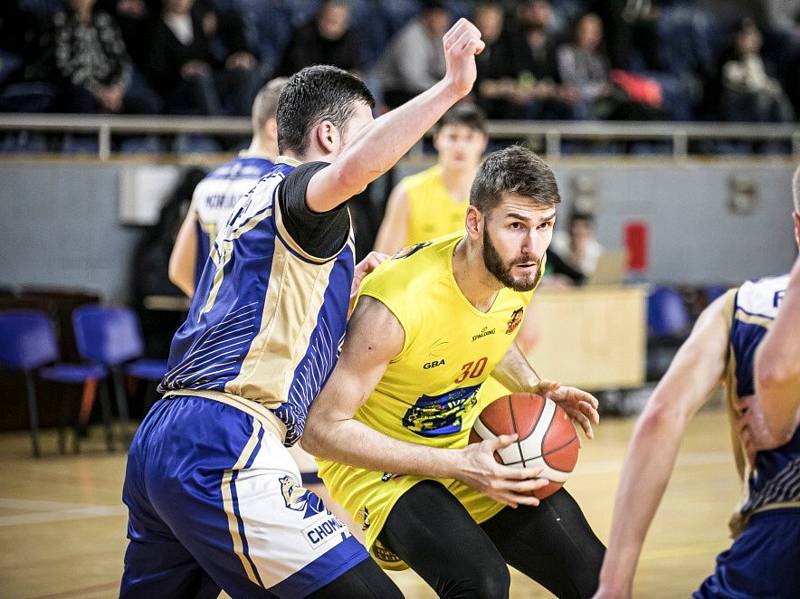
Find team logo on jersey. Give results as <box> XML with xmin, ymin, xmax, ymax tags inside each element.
<box><xmin>392</xmin><ymin>241</ymin><xmax>432</xmax><ymax>260</ymax></box>
<box><xmin>402</xmin><ymin>384</ymin><xmax>481</xmax><ymax>437</ymax></box>
<box><xmin>358</xmin><ymin>506</ymin><xmax>371</xmax><ymax>531</ymax></box>
<box><xmin>506</xmin><ymin>308</ymin><xmax>524</xmax><ymax>334</ymax></box>
<box><xmin>279</xmin><ymin>476</ymin><xmax>328</xmax><ymax>520</ymax></box>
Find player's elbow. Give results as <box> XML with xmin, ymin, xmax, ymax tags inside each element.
<box><xmin>300</xmin><ymin>413</ymin><xmax>329</xmax><ymax>458</ymax></box>
<box><xmin>757</xmin><ymin>355</ymin><xmax>800</xmax><ymax>397</ymax></box>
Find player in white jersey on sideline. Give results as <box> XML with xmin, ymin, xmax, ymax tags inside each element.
<box><xmin>168</xmin><ymin>77</ymin><xmax>287</xmax><ymax>297</ymax></box>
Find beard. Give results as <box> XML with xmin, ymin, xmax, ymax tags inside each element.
<box><xmin>482</xmin><ymin>227</ymin><xmax>543</xmax><ymax>292</ymax></box>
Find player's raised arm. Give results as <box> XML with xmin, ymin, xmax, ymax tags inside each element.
<box><xmin>755</xmin><ymin>253</ymin><xmax>800</xmax><ymax>441</ymax></box>
<box><xmin>302</xmin><ymin>296</ymin><xmax>548</xmax><ymax>508</ymax></box>
<box><xmin>305</xmin><ymin>18</ymin><xmax>485</xmax><ymax>213</ymax></box>
<box><xmin>594</xmin><ymin>296</ymin><xmax>731</xmax><ymax>599</ymax></box>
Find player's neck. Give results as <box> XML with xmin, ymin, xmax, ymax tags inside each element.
<box><xmin>452</xmin><ymin>238</ymin><xmax>502</xmax><ymax>313</ymax></box>
<box><xmin>245</xmin><ymin>137</ymin><xmax>278</xmax><ymax>160</ymax></box>
<box><xmin>440</xmin><ymin>163</ymin><xmax>477</xmax><ymax>201</ymax></box>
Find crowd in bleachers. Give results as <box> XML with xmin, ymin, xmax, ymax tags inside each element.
<box><xmin>0</xmin><ymin>0</ymin><xmax>798</xmax><ymax>124</ymax></box>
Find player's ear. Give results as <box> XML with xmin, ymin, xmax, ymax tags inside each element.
<box><xmin>314</xmin><ymin>120</ymin><xmax>338</xmax><ymax>153</ymax></box>
<box><xmin>465</xmin><ymin>205</ymin><xmax>482</xmax><ymax>240</ymax></box>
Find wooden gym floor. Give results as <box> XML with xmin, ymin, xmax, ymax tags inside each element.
<box><xmin>0</xmin><ymin>409</ymin><xmax>739</xmax><ymax>598</ymax></box>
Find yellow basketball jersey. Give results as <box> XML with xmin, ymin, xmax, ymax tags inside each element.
<box><xmin>317</xmin><ymin>232</ymin><xmax>540</xmax><ymax>569</ymax></box>
<box><xmin>404</xmin><ymin>165</ymin><xmax>469</xmax><ymax>246</ymax></box>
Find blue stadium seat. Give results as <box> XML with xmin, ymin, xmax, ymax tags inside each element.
<box><xmin>72</xmin><ymin>305</ymin><xmax>168</xmax><ymax>424</ymax></box>
<box><xmin>0</xmin><ymin>310</ymin><xmax>112</xmax><ymax>457</ymax></box>
<box><xmin>647</xmin><ymin>286</ymin><xmax>690</xmax><ymax>338</ymax></box>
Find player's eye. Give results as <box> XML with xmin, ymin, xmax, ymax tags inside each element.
<box><xmin>509</xmin><ymin>222</ymin><xmax>522</xmax><ymax>230</ymax></box>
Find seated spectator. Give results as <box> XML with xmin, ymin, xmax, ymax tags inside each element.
<box><xmin>52</xmin><ymin>0</ymin><xmax>161</xmax><ymax>113</ymax></box>
<box><xmin>379</xmin><ymin>0</ymin><xmax>451</xmax><ymax>109</ymax></box>
<box><xmin>720</xmin><ymin>18</ymin><xmax>795</xmax><ymax>123</ymax></box>
<box><xmin>97</xmin><ymin>0</ymin><xmax>155</xmax><ymax>67</ymax></box>
<box><xmin>279</xmin><ymin>0</ymin><xmax>362</xmax><ymax>76</ymax></box>
<box><xmin>148</xmin><ymin>0</ymin><xmax>258</xmax><ymax>116</ymax></box>
<box><xmin>500</xmin><ymin>0</ymin><xmax>578</xmax><ymax>119</ymax></box>
<box><xmin>557</xmin><ymin>13</ymin><xmax>613</xmax><ymax>120</ymax></box>
<box><xmin>547</xmin><ymin>211</ymin><xmax>604</xmax><ymax>286</ymax></box>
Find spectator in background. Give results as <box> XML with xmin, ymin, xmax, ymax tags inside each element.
<box><xmin>473</xmin><ymin>2</ymin><xmax>510</xmax><ymax>118</ymax></box>
<box><xmin>557</xmin><ymin>13</ymin><xmax>613</xmax><ymax>120</ymax></box>
<box><xmin>379</xmin><ymin>0</ymin><xmax>451</xmax><ymax>108</ymax></box>
<box><xmin>504</xmin><ymin>0</ymin><xmax>577</xmax><ymax>119</ymax></box>
<box><xmin>53</xmin><ymin>0</ymin><xmax>160</xmax><ymax>113</ymax></box>
<box><xmin>148</xmin><ymin>0</ymin><xmax>258</xmax><ymax>116</ymax></box>
<box><xmin>97</xmin><ymin>0</ymin><xmax>156</xmax><ymax>67</ymax></box>
<box><xmin>279</xmin><ymin>0</ymin><xmax>362</xmax><ymax>76</ymax></box>
<box><xmin>720</xmin><ymin>18</ymin><xmax>794</xmax><ymax>123</ymax></box>
<box><xmin>549</xmin><ymin>211</ymin><xmax>604</xmax><ymax>284</ymax></box>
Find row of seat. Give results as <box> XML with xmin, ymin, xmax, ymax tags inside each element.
<box><xmin>0</xmin><ymin>305</ymin><xmax>167</xmax><ymax>458</ymax></box>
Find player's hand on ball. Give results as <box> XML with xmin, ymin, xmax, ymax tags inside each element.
<box><xmin>456</xmin><ymin>434</ymin><xmax>550</xmax><ymax>508</ymax></box>
<box><xmin>441</xmin><ymin>18</ymin><xmax>485</xmax><ymax>98</ymax></box>
<box><xmin>534</xmin><ymin>380</ymin><xmax>600</xmax><ymax>439</ymax></box>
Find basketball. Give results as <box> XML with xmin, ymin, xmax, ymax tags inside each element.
<box><xmin>469</xmin><ymin>393</ymin><xmax>580</xmax><ymax>499</ymax></box>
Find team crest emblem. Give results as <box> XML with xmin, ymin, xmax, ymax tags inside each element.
<box><xmin>358</xmin><ymin>506</ymin><xmax>371</xmax><ymax>531</ymax></box>
<box><xmin>506</xmin><ymin>308</ymin><xmax>524</xmax><ymax>334</ymax></box>
<box><xmin>279</xmin><ymin>476</ymin><xmax>327</xmax><ymax>519</ymax></box>
<box><xmin>392</xmin><ymin>241</ymin><xmax>432</xmax><ymax>260</ymax></box>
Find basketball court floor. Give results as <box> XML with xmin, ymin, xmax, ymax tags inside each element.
<box><xmin>0</xmin><ymin>407</ymin><xmax>739</xmax><ymax>598</ymax></box>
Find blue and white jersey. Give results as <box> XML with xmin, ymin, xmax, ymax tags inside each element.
<box><xmin>161</xmin><ymin>158</ymin><xmax>356</xmax><ymax>446</ymax></box>
<box><xmin>724</xmin><ymin>274</ymin><xmax>800</xmax><ymax>528</ymax></box>
<box><xmin>191</xmin><ymin>155</ymin><xmax>275</xmax><ymax>284</ymax></box>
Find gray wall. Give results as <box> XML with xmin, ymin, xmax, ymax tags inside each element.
<box><xmin>0</xmin><ymin>160</ymin><xmax>797</xmax><ymax>302</ymax></box>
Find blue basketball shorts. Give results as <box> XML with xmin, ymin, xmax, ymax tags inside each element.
<box><xmin>694</xmin><ymin>508</ymin><xmax>800</xmax><ymax>598</ymax></box>
<box><xmin>120</xmin><ymin>395</ymin><xmax>369</xmax><ymax>598</ymax></box>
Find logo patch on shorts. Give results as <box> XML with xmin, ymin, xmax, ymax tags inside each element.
<box><xmin>279</xmin><ymin>475</ymin><xmax>327</xmax><ymax>520</ymax></box>
<box><xmin>302</xmin><ymin>515</ymin><xmax>350</xmax><ymax>550</ymax></box>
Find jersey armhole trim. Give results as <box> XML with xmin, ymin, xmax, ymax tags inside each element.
<box><xmin>357</xmin><ymin>289</ymin><xmax>413</xmax><ymax>363</ymax></box>
<box><xmin>274</xmin><ymin>187</ymin><xmax>353</xmax><ymax>265</ymax></box>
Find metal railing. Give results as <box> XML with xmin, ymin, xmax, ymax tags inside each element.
<box><xmin>0</xmin><ymin>113</ymin><xmax>797</xmax><ymax>160</ymax></box>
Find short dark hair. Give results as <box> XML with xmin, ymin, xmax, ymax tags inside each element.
<box><xmin>470</xmin><ymin>145</ymin><xmax>561</xmax><ymax>213</ymax></box>
<box><xmin>434</xmin><ymin>102</ymin><xmax>488</xmax><ymax>135</ymax></box>
<box><xmin>277</xmin><ymin>65</ymin><xmax>375</xmax><ymax>155</ymax></box>
<box><xmin>569</xmin><ymin>211</ymin><xmax>595</xmax><ymax>227</ymax></box>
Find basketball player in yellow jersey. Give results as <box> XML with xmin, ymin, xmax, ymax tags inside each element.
<box><xmin>305</xmin><ymin>146</ymin><xmax>605</xmax><ymax>599</ymax></box>
<box><xmin>373</xmin><ymin>102</ymin><xmax>488</xmax><ymax>253</ymax></box>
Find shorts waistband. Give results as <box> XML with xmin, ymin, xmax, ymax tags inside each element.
<box><xmin>163</xmin><ymin>389</ymin><xmax>287</xmax><ymax>444</ymax></box>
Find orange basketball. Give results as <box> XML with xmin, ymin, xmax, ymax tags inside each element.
<box><xmin>469</xmin><ymin>393</ymin><xmax>580</xmax><ymax>499</ymax></box>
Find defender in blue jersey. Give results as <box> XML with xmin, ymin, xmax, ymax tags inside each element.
<box><xmin>596</xmin><ymin>165</ymin><xmax>800</xmax><ymax>599</ymax></box>
<box><xmin>168</xmin><ymin>78</ymin><xmax>285</xmax><ymax>297</ymax></box>
<box><xmin>121</xmin><ymin>19</ymin><xmax>488</xmax><ymax>599</ymax></box>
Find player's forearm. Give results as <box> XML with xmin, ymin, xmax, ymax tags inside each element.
<box><xmin>755</xmin><ymin>255</ymin><xmax>800</xmax><ymax>439</ymax></box>
<box><xmin>599</xmin><ymin>400</ymin><xmax>687</xmax><ymax>593</ymax></box>
<box><xmin>303</xmin><ymin>412</ymin><xmax>458</xmax><ymax>479</ymax></box>
<box><xmin>491</xmin><ymin>341</ymin><xmax>540</xmax><ymax>392</ymax></box>
<box><xmin>311</xmin><ymin>80</ymin><xmax>464</xmax><ymax>211</ymax></box>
